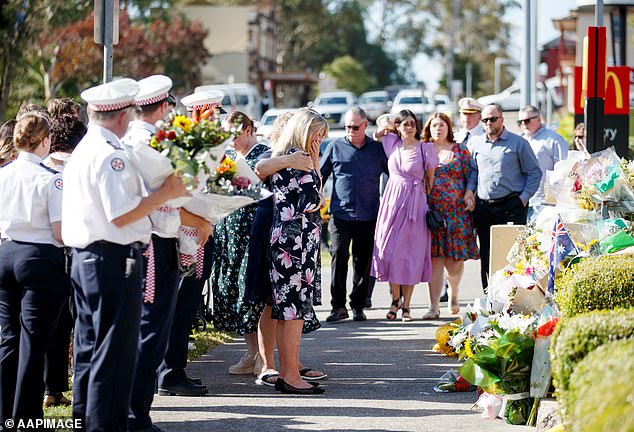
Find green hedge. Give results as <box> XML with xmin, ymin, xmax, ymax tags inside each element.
<box><xmin>567</xmin><ymin>339</ymin><xmax>634</xmax><ymax>432</ymax></box>
<box><xmin>555</xmin><ymin>254</ymin><xmax>634</xmax><ymax>318</ymax></box>
<box><xmin>550</xmin><ymin>308</ymin><xmax>634</xmax><ymax>422</ymax></box>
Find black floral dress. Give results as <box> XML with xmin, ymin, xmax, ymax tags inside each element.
<box><xmin>269</xmin><ymin>149</ymin><xmax>322</xmax><ymax>326</ymax></box>
<box><xmin>211</xmin><ymin>143</ymin><xmax>268</xmax><ymax>335</ymax></box>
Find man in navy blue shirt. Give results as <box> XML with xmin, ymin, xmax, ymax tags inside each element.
<box><xmin>320</xmin><ymin>107</ymin><xmax>388</xmax><ymax>322</ymax></box>
<box><xmin>466</xmin><ymin>103</ymin><xmax>542</xmax><ymax>291</ymax></box>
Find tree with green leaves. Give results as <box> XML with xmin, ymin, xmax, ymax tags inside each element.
<box><xmin>323</xmin><ymin>55</ymin><xmax>377</xmax><ymax>95</ymax></box>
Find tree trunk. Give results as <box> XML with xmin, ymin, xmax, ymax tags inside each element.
<box><xmin>0</xmin><ymin>56</ymin><xmax>16</xmax><ymax>121</ymax></box>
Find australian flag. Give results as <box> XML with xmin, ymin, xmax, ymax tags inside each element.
<box><xmin>548</xmin><ymin>217</ymin><xmax>579</xmax><ymax>293</ymax></box>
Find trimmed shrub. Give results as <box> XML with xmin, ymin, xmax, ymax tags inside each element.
<box><xmin>550</xmin><ymin>308</ymin><xmax>634</xmax><ymax>422</ymax></box>
<box><xmin>567</xmin><ymin>339</ymin><xmax>634</xmax><ymax>432</ymax></box>
<box><xmin>556</xmin><ymin>254</ymin><xmax>634</xmax><ymax>318</ymax></box>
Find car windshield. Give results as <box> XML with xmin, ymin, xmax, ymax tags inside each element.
<box><xmin>316</xmin><ymin>96</ymin><xmax>348</xmax><ymax>105</ymax></box>
<box><xmin>398</xmin><ymin>96</ymin><xmax>427</xmax><ymax>104</ymax></box>
<box><xmin>221</xmin><ymin>95</ymin><xmax>231</xmax><ymax>106</ymax></box>
<box><xmin>360</xmin><ymin>95</ymin><xmax>386</xmax><ymax>103</ymax></box>
<box><xmin>262</xmin><ymin>115</ymin><xmax>276</xmax><ymax>125</ymax></box>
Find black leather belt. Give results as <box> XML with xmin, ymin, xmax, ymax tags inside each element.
<box><xmin>92</xmin><ymin>240</ymin><xmax>146</xmax><ymax>251</ymax></box>
<box><xmin>477</xmin><ymin>192</ymin><xmax>521</xmax><ymax>206</ymax></box>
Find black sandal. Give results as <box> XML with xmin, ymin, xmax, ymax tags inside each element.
<box><xmin>386</xmin><ymin>299</ymin><xmax>400</xmax><ymax>320</ymax></box>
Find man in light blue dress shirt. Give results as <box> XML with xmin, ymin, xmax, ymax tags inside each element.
<box><xmin>465</xmin><ymin>104</ymin><xmax>542</xmax><ymax>291</ymax></box>
<box><xmin>517</xmin><ymin>105</ymin><xmax>568</xmax><ymax>221</ymax></box>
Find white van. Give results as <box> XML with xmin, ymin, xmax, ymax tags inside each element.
<box><xmin>194</xmin><ymin>83</ymin><xmax>262</xmax><ymax>120</ymax></box>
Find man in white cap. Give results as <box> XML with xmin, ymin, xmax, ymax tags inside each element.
<box><xmin>157</xmin><ymin>90</ymin><xmax>224</xmax><ymax>397</ymax></box>
<box><xmin>121</xmin><ymin>75</ymin><xmax>207</xmax><ymax>430</ymax></box>
<box><xmin>454</xmin><ymin>97</ymin><xmax>484</xmax><ymax>153</ymax></box>
<box><xmin>62</xmin><ymin>78</ymin><xmax>189</xmax><ymax>432</ymax></box>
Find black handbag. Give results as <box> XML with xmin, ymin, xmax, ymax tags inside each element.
<box><xmin>421</xmin><ymin>144</ymin><xmax>446</xmax><ymax>231</ymax></box>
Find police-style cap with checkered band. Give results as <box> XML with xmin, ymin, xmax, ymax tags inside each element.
<box><xmin>135</xmin><ymin>75</ymin><xmax>173</xmax><ymax>106</ymax></box>
<box><xmin>181</xmin><ymin>90</ymin><xmax>227</xmax><ymax>114</ymax></box>
<box><xmin>81</xmin><ymin>78</ymin><xmax>140</xmax><ymax>112</ymax></box>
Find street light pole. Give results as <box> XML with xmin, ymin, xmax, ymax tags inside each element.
<box><xmin>521</xmin><ymin>0</ymin><xmax>531</xmax><ymax>107</ymax></box>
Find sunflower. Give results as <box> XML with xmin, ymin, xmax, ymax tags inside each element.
<box><xmin>172</xmin><ymin>115</ymin><xmax>192</xmax><ymax>132</ymax></box>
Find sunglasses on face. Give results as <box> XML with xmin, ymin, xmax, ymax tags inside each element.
<box><xmin>516</xmin><ymin>115</ymin><xmax>538</xmax><ymax>126</ymax></box>
<box><xmin>345</xmin><ymin>124</ymin><xmax>363</xmax><ymax>131</ymax></box>
<box><xmin>481</xmin><ymin>117</ymin><xmax>499</xmax><ymax>124</ymax></box>
<box><xmin>574</xmin><ymin>135</ymin><xmax>584</xmax><ymax>139</ymax></box>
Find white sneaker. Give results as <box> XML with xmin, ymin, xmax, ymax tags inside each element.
<box><xmin>253</xmin><ymin>353</ymin><xmax>264</xmax><ymax>376</ymax></box>
<box><xmin>229</xmin><ymin>352</ymin><xmax>256</xmax><ymax>375</ymax></box>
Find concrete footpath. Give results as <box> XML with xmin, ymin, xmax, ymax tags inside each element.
<box><xmin>149</xmin><ymin>259</ymin><xmax>531</xmax><ymax>432</ymax></box>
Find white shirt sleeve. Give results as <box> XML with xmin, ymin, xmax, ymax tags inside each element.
<box><xmin>47</xmin><ymin>173</ymin><xmax>63</xmax><ymax>223</ymax></box>
<box><xmin>97</xmin><ymin>152</ymin><xmax>143</xmax><ymax>222</ymax></box>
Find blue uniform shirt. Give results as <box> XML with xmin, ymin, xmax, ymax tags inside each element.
<box><xmin>320</xmin><ymin>136</ymin><xmax>388</xmax><ymax>221</ymax></box>
<box><xmin>467</xmin><ymin>127</ymin><xmax>542</xmax><ymax>204</ymax></box>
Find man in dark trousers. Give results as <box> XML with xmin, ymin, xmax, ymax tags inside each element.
<box><xmin>320</xmin><ymin>107</ymin><xmax>388</xmax><ymax>322</ymax></box>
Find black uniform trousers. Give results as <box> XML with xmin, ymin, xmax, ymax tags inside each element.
<box><xmin>128</xmin><ymin>235</ymin><xmax>180</xmax><ymax>430</ymax></box>
<box><xmin>328</xmin><ymin>217</ymin><xmax>376</xmax><ymax>311</ymax></box>
<box><xmin>473</xmin><ymin>195</ymin><xmax>528</xmax><ymax>291</ymax></box>
<box><xmin>44</xmin><ymin>290</ymin><xmax>73</xmax><ymax>394</ymax></box>
<box><xmin>0</xmin><ymin>240</ymin><xmax>68</xmax><ymax>425</ymax></box>
<box><xmin>71</xmin><ymin>242</ymin><xmax>143</xmax><ymax>432</ymax></box>
<box><xmin>157</xmin><ymin>238</ymin><xmax>213</xmax><ymax>388</ymax></box>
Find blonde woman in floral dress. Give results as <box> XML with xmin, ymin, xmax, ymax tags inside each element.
<box><xmin>269</xmin><ymin>108</ymin><xmax>327</xmax><ymax>394</ymax></box>
<box><xmin>422</xmin><ymin>113</ymin><xmax>478</xmax><ymax>318</ymax></box>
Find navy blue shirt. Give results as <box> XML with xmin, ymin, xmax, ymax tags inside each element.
<box><xmin>320</xmin><ymin>136</ymin><xmax>388</xmax><ymax>221</ymax></box>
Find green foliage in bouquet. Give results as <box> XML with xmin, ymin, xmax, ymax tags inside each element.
<box><xmin>459</xmin><ymin>326</ymin><xmax>535</xmax><ymax>425</ymax></box>
<box><xmin>555</xmin><ymin>254</ymin><xmax>634</xmax><ymax>318</ymax></box>
<box><xmin>550</xmin><ymin>308</ymin><xmax>634</xmax><ymax>422</ymax></box>
<box><xmin>567</xmin><ymin>339</ymin><xmax>634</xmax><ymax>432</ymax></box>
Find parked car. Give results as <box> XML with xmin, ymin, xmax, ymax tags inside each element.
<box><xmin>358</xmin><ymin>90</ymin><xmax>391</xmax><ymax>122</ymax></box>
<box><xmin>255</xmin><ymin>108</ymin><xmax>297</xmax><ymax>140</ymax></box>
<box><xmin>390</xmin><ymin>89</ymin><xmax>435</xmax><ymax>125</ymax></box>
<box><xmin>432</xmin><ymin>94</ymin><xmax>455</xmax><ymax>113</ymax></box>
<box><xmin>194</xmin><ymin>83</ymin><xmax>262</xmax><ymax>120</ymax></box>
<box><xmin>311</xmin><ymin>90</ymin><xmax>356</xmax><ymax>129</ymax></box>
<box><xmin>477</xmin><ymin>83</ymin><xmax>557</xmax><ymax>112</ymax></box>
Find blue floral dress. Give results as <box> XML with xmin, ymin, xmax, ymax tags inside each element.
<box><xmin>269</xmin><ymin>149</ymin><xmax>322</xmax><ymax>325</ymax></box>
<box><xmin>211</xmin><ymin>143</ymin><xmax>268</xmax><ymax>334</ymax></box>
<box><xmin>428</xmin><ymin>142</ymin><xmax>479</xmax><ymax>260</ymax></box>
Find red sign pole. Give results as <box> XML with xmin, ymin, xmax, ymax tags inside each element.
<box><xmin>582</xmin><ymin>26</ymin><xmax>607</xmax><ymax>153</ymax></box>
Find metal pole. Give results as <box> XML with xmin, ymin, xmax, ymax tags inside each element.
<box><xmin>495</xmin><ymin>58</ymin><xmax>501</xmax><ymax>94</ymax></box>
<box><xmin>530</xmin><ymin>0</ymin><xmax>538</xmax><ymax>106</ymax></box>
<box><xmin>595</xmin><ymin>0</ymin><xmax>603</xmax><ymax>26</ymax></box>
<box><xmin>102</xmin><ymin>0</ymin><xmax>114</xmax><ymax>83</ymax></box>
<box><xmin>466</xmin><ymin>63</ymin><xmax>472</xmax><ymax>97</ymax></box>
<box><xmin>521</xmin><ymin>0</ymin><xmax>531</xmax><ymax>107</ymax></box>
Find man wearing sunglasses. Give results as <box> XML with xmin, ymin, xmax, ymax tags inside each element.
<box><xmin>517</xmin><ymin>105</ymin><xmax>568</xmax><ymax>221</ymax></box>
<box><xmin>465</xmin><ymin>103</ymin><xmax>541</xmax><ymax>292</ymax></box>
<box><xmin>320</xmin><ymin>107</ymin><xmax>388</xmax><ymax>322</ymax></box>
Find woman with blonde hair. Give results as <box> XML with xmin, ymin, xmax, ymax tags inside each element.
<box><xmin>269</xmin><ymin>108</ymin><xmax>327</xmax><ymax>394</ymax></box>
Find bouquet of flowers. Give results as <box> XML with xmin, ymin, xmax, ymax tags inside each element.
<box><xmin>527</xmin><ymin>317</ymin><xmax>560</xmax><ymax>426</ymax></box>
<box><xmin>457</xmin><ymin>312</ymin><xmax>538</xmax><ymax>425</ymax></box>
<box><xmin>149</xmin><ymin>111</ymin><xmax>241</xmax><ymax>190</ymax></box>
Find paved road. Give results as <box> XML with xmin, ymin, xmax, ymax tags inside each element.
<box><xmin>149</xmin><ymin>258</ymin><xmax>531</xmax><ymax>432</ymax></box>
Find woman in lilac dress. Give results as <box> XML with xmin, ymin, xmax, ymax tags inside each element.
<box><xmin>372</xmin><ymin>110</ymin><xmax>438</xmax><ymax>322</ymax></box>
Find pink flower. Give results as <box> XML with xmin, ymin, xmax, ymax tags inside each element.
<box><xmin>270</xmin><ymin>266</ymin><xmax>282</xmax><ymax>282</ymax></box>
<box><xmin>299</xmin><ymin>174</ymin><xmax>313</xmax><ymax>184</ymax></box>
<box><xmin>289</xmin><ymin>272</ymin><xmax>302</xmax><ymax>289</ymax></box>
<box><xmin>283</xmin><ymin>304</ymin><xmax>299</xmax><ymax>320</ymax></box>
<box><xmin>271</xmin><ymin>227</ymin><xmax>282</xmax><ymax>244</ymax></box>
<box><xmin>293</xmin><ymin>235</ymin><xmax>302</xmax><ymax>251</ymax></box>
<box><xmin>305</xmin><ymin>268</ymin><xmax>314</xmax><ymax>286</ymax></box>
<box><xmin>280</xmin><ymin>205</ymin><xmax>296</xmax><ymax>221</ymax></box>
<box><xmin>279</xmin><ymin>250</ymin><xmax>293</xmax><ymax>268</ymax></box>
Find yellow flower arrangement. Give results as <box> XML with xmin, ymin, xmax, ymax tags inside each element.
<box><xmin>172</xmin><ymin>115</ymin><xmax>192</xmax><ymax>132</ymax></box>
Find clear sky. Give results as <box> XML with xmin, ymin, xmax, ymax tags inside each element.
<box><xmin>411</xmin><ymin>0</ymin><xmax>578</xmax><ymax>92</ymax></box>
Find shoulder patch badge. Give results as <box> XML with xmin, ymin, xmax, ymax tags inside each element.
<box><xmin>110</xmin><ymin>157</ymin><xmax>125</xmax><ymax>171</ymax></box>
<box><xmin>54</xmin><ymin>178</ymin><xmax>63</xmax><ymax>190</ymax></box>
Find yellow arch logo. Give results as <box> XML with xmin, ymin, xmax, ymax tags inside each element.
<box><xmin>606</xmin><ymin>71</ymin><xmax>623</xmax><ymax>109</ymax></box>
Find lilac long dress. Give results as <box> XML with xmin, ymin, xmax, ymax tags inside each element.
<box><xmin>371</xmin><ymin>133</ymin><xmax>438</xmax><ymax>285</ymax></box>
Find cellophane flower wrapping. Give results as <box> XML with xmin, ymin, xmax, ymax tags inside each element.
<box><xmin>457</xmin><ymin>313</ymin><xmax>538</xmax><ymax>425</ymax></box>
<box><xmin>527</xmin><ymin>316</ymin><xmax>561</xmax><ymax>426</ymax></box>
<box><xmin>149</xmin><ymin>112</ymin><xmax>241</xmax><ymax>191</ymax></box>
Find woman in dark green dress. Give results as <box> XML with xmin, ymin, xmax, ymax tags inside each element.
<box><xmin>211</xmin><ymin>111</ymin><xmax>268</xmax><ymax>375</ymax></box>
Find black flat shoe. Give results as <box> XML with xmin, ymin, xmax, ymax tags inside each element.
<box><xmin>277</xmin><ymin>378</ymin><xmax>325</xmax><ymax>394</ymax></box>
<box><xmin>158</xmin><ymin>380</ymin><xmax>208</xmax><ymax>396</ymax></box>
<box><xmin>326</xmin><ymin>307</ymin><xmax>349</xmax><ymax>323</ymax></box>
<box><xmin>187</xmin><ymin>377</ymin><xmax>203</xmax><ymax>385</ymax></box>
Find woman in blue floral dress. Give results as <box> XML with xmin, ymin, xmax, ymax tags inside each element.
<box><xmin>422</xmin><ymin>113</ymin><xmax>479</xmax><ymax>318</ymax></box>
<box><xmin>211</xmin><ymin>112</ymin><xmax>268</xmax><ymax>374</ymax></box>
<box><xmin>269</xmin><ymin>108</ymin><xmax>327</xmax><ymax>394</ymax></box>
